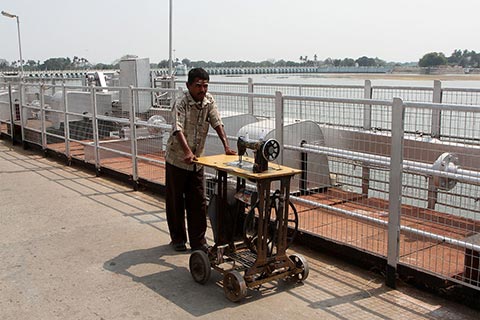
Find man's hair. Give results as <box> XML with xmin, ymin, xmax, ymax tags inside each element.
<box><xmin>187</xmin><ymin>68</ymin><xmax>209</xmax><ymax>84</ymax></box>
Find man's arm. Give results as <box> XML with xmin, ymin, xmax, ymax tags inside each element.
<box><xmin>174</xmin><ymin>131</ymin><xmax>197</xmax><ymax>164</ymax></box>
<box><xmin>214</xmin><ymin>125</ymin><xmax>237</xmax><ymax>155</ymax></box>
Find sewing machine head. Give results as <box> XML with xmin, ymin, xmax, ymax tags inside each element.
<box><xmin>237</xmin><ymin>136</ymin><xmax>280</xmax><ymax>173</ymax></box>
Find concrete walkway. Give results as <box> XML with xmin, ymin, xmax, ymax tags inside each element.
<box><xmin>0</xmin><ymin>139</ymin><xmax>478</xmax><ymax>320</ymax></box>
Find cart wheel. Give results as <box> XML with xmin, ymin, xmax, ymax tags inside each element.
<box><xmin>289</xmin><ymin>254</ymin><xmax>309</xmax><ymax>282</ymax></box>
<box><xmin>223</xmin><ymin>270</ymin><xmax>247</xmax><ymax>302</ymax></box>
<box><xmin>189</xmin><ymin>250</ymin><xmax>211</xmax><ymax>284</ymax></box>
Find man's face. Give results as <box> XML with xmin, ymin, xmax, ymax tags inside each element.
<box><xmin>187</xmin><ymin>78</ymin><xmax>209</xmax><ymax>102</ymax></box>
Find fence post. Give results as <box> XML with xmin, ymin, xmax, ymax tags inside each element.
<box><xmin>248</xmin><ymin>78</ymin><xmax>254</xmax><ymax>114</ymax></box>
<box><xmin>386</xmin><ymin>97</ymin><xmax>405</xmax><ymax>289</ymax></box>
<box><xmin>62</xmin><ymin>82</ymin><xmax>71</xmax><ymax>163</ymax></box>
<box><xmin>40</xmin><ymin>83</ymin><xmax>47</xmax><ymax>152</ymax></box>
<box><xmin>362</xmin><ymin>80</ymin><xmax>373</xmax><ymax>195</ymax></box>
<box><xmin>431</xmin><ymin>80</ymin><xmax>442</xmax><ymax>138</ymax></box>
<box><xmin>90</xmin><ymin>84</ymin><xmax>100</xmax><ymax>175</ymax></box>
<box><xmin>18</xmin><ymin>82</ymin><xmax>25</xmax><ymax>145</ymax></box>
<box><xmin>363</xmin><ymin>80</ymin><xmax>372</xmax><ymax>130</ymax></box>
<box><xmin>129</xmin><ymin>86</ymin><xmax>139</xmax><ymax>190</ymax></box>
<box><xmin>275</xmin><ymin>91</ymin><xmax>284</xmax><ymax>165</ymax></box>
<box><xmin>427</xmin><ymin>80</ymin><xmax>443</xmax><ymax>208</ymax></box>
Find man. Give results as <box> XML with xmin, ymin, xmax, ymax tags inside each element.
<box><xmin>165</xmin><ymin>68</ymin><xmax>236</xmax><ymax>252</ymax></box>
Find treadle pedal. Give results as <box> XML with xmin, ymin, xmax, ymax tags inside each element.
<box><xmin>228</xmin><ymin>250</ymin><xmax>257</xmax><ymax>268</ymax></box>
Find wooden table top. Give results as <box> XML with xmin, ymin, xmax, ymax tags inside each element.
<box><xmin>195</xmin><ymin>154</ymin><xmax>301</xmax><ymax>180</ymax></box>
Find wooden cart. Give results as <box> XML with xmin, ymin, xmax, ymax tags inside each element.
<box><xmin>189</xmin><ymin>154</ymin><xmax>309</xmax><ymax>302</ymax></box>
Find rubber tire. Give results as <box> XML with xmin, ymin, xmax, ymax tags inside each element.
<box><xmin>189</xmin><ymin>250</ymin><xmax>211</xmax><ymax>284</ymax></box>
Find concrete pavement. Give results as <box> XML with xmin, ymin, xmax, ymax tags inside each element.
<box><xmin>0</xmin><ymin>139</ymin><xmax>478</xmax><ymax>320</ymax></box>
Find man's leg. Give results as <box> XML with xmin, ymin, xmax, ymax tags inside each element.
<box><xmin>185</xmin><ymin>167</ymin><xmax>207</xmax><ymax>249</ymax></box>
<box><xmin>165</xmin><ymin>162</ymin><xmax>188</xmax><ymax>248</ymax></box>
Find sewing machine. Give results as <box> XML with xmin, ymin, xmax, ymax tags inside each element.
<box><xmin>236</xmin><ymin>136</ymin><xmax>280</xmax><ymax>173</ymax></box>
<box><xmin>191</xmin><ymin>153</ymin><xmax>307</xmax><ymax>302</ymax></box>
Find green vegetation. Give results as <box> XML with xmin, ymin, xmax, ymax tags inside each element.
<box><xmin>418</xmin><ymin>52</ymin><xmax>447</xmax><ymax>67</ymax></box>
<box><xmin>1</xmin><ymin>49</ymin><xmax>479</xmax><ymax>71</ymax></box>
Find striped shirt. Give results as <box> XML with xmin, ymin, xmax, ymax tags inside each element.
<box><xmin>165</xmin><ymin>91</ymin><xmax>223</xmax><ymax>171</ymax></box>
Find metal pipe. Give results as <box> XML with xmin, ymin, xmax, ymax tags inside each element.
<box><xmin>40</xmin><ymin>84</ymin><xmax>46</xmax><ymax>149</ymax></box>
<box><xmin>62</xmin><ymin>83</ymin><xmax>71</xmax><ymax>159</ymax></box>
<box><xmin>90</xmin><ymin>85</ymin><xmax>100</xmax><ymax>172</ymax></box>
<box><xmin>129</xmin><ymin>86</ymin><xmax>139</xmax><ymax>185</ymax></box>
<box><xmin>274</xmin><ymin>91</ymin><xmax>284</xmax><ymax>164</ymax></box>
<box><xmin>288</xmin><ymin>144</ymin><xmax>480</xmax><ymax>186</ymax></box>
<box><xmin>386</xmin><ymin>97</ymin><xmax>405</xmax><ymax>288</ymax></box>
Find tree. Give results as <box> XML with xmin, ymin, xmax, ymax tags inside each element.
<box><xmin>41</xmin><ymin>57</ymin><xmax>72</xmax><ymax>70</ymax></box>
<box><xmin>157</xmin><ymin>60</ymin><xmax>168</xmax><ymax>68</ymax></box>
<box><xmin>355</xmin><ymin>56</ymin><xmax>376</xmax><ymax>67</ymax></box>
<box><xmin>447</xmin><ymin>49</ymin><xmax>480</xmax><ymax>68</ymax></box>
<box><xmin>94</xmin><ymin>63</ymin><xmax>115</xmax><ymax>70</ymax></box>
<box><xmin>447</xmin><ymin>49</ymin><xmax>463</xmax><ymax>65</ymax></box>
<box><xmin>181</xmin><ymin>58</ymin><xmax>191</xmax><ymax>67</ymax></box>
<box><xmin>340</xmin><ymin>58</ymin><xmax>356</xmax><ymax>67</ymax></box>
<box><xmin>418</xmin><ymin>52</ymin><xmax>447</xmax><ymax>67</ymax></box>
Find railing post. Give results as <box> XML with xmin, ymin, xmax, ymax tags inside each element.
<box><xmin>248</xmin><ymin>77</ymin><xmax>254</xmax><ymax>114</ymax></box>
<box><xmin>427</xmin><ymin>81</ymin><xmax>443</xmax><ymax>208</ymax></box>
<box><xmin>386</xmin><ymin>97</ymin><xmax>405</xmax><ymax>289</ymax></box>
<box><xmin>275</xmin><ymin>91</ymin><xmax>284</xmax><ymax>165</ymax></box>
<box><xmin>62</xmin><ymin>82</ymin><xmax>71</xmax><ymax>162</ymax></box>
<box><xmin>431</xmin><ymin>80</ymin><xmax>442</xmax><ymax>138</ymax></box>
<box><xmin>363</xmin><ymin>80</ymin><xmax>372</xmax><ymax>130</ymax></box>
<box><xmin>90</xmin><ymin>84</ymin><xmax>100</xmax><ymax>175</ymax></box>
<box><xmin>40</xmin><ymin>83</ymin><xmax>47</xmax><ymax>151</ymax></box>
<box><xmin>300</xmin><ymin>140</ymin><xmax>308</xmax><ymax>195</ymax></box>
<box><xmin>129</xmin><ymin>86</ymin><xmax>139</xmax><ymax>190</ymax></box>
<box><xmin>362</xmin><ymin>80</ymin><xmax>373</xmax><ymax>195</ymax></box>
<box><xmin>18</xmin><ymin>82</ymin><xmax>25</xmax><ymax>145</ymax></box>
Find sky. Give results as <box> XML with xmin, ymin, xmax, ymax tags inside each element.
<box><xmin>1</xmin><ymin>0</ymin><xmax>479</xmax><ymax>65</ymax></box>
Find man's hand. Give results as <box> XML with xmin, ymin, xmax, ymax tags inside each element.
<box><xmin>183</xmin><ymin>150</ymin><xmax>197</xmax><ymax>164</ymax></box>
<box><xmin>225</xmin><ymin>146</ymin><xmax>237</xmax><ymax>155</ymax></box>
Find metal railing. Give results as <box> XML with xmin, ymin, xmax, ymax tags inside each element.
<box><xmin>1</xmin><ymin>78</ymin><xmax>480</xmax><ymax>292</ymax></box>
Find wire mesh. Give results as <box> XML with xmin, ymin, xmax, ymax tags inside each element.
<box><xmin>255</xmin><ymin>83</ymin><xmax>364</xmax><ymax>99</ymax></box>
<box><xmin>0</xmin><ymin>83</ymin><xmax>16</xmax><ymax>136</ymax></box>
<box><xmin>2</xmin><ymin>77</ymin><xmax>480</xmax><ymax>291</ymax></box>
<box><xmin>372</xmin><ymin>86</ymin><xmax>433</xmax><ymax>102</ymax></box>
<box><xmin>442</xmin><ymin>88</ymin><xmax>480</xmax><ymax>105</ymax></box>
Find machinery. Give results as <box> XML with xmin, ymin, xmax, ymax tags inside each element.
<box><xmin>189</xmin><ymin>153</ymin><xmax>308</xmax><ymax>302</ymax></box>
<box><xmin>236</xmin><ymin>136</ymin><xmax>280</xmax><ymax>173</ymax></box>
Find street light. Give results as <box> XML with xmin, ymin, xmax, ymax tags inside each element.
<box><xmin>2</xmin><ymin>10</ymin><xmax>24</xmax><ymax>79</ymax></box>
<box><xmin>168</xmin><ymin>0</ymin><xmax>173</xmax><ymax>77</ymax></box>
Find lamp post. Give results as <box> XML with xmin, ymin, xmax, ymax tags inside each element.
<box><xmin>2</xmin><ymin>10</ymin><xmax>24</xmax><ymax>79</ymax></box>
<box><xmin>168</xmin><ymin>0</ymin><xmax>173</xmax><ymax>78</ymax></box>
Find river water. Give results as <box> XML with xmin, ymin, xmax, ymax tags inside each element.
<box><xmin>206</xmin><ymin>73</ymin><xmax>480</xmax><ymax>89</ymax></box>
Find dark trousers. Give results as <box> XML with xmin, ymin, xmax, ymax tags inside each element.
<box><xmin>165</xmin><ymin>162</ymin><xmax>207</xmax><ymax>249</ymax></box>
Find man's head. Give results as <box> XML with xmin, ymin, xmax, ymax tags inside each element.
<box><xmin>186</xmin><ymin>68</ymin><xmax>210</xmax><ymax>102</ymax></box>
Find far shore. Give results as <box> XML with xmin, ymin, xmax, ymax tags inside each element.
<box><xmin>320</xmin><ymin>73</ymin><xmax>480</xmax><ymax>81</ymax></box>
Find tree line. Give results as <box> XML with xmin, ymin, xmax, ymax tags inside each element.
<box><xmin>419</xmin><ymin>50</ymin><xmax>480</xmax><ymax>68</ymax></box>
<box><xmin>0</xmin><ymin>49</ymin><xmax>478</xmax><ymax>71</ymax></box>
